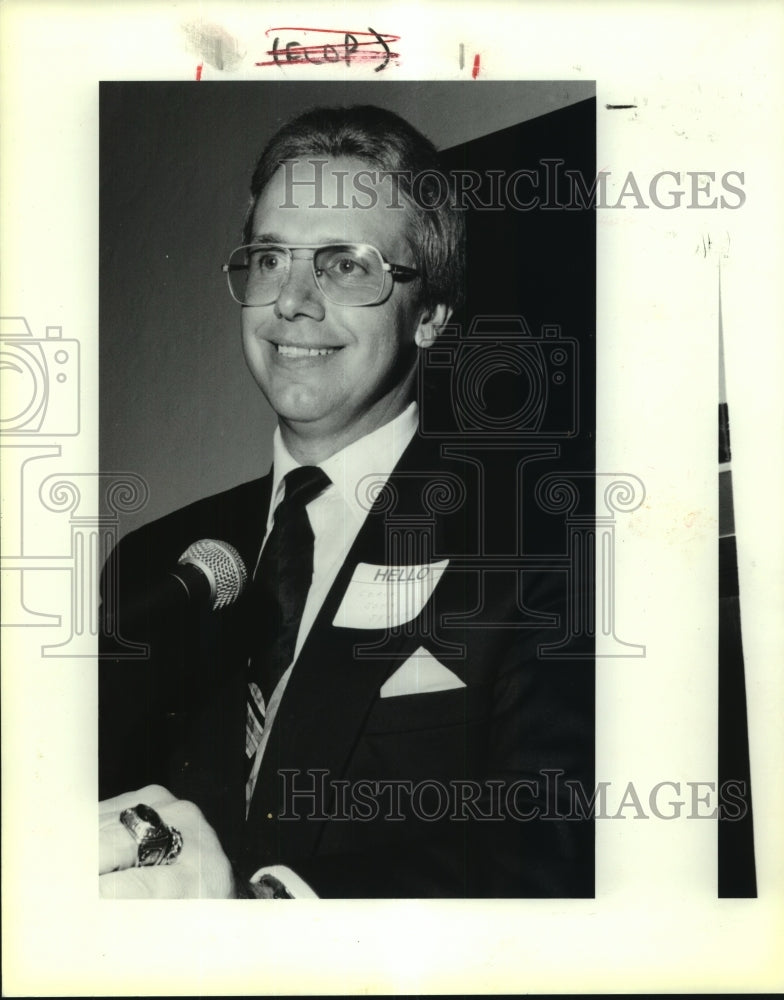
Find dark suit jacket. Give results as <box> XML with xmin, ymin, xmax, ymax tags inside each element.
<box><xmin>99</xmin><ymin>430</ymin><xmax>594</xmax><ymax>897</ymax></box>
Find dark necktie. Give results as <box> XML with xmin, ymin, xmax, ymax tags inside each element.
<box><xmin>245</xmin><ymin>465</ymin><xmax>331</xmax><ymax>774</ymax></box>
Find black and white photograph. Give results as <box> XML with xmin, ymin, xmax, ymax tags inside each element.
<box><xmin>1</xmin><ymin>1</ymin><xmax>783</xmax><ymax>994</ymax></box>
<box><xmin>97</xmin><ymin>81</ymin><xmax>597</xmax><ymax>901</ymax></box>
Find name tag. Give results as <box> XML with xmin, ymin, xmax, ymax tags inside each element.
<box><xmin>332</xmin><ymin>561</ymin><xmax>449</xmax><ymax>630</ymax></box>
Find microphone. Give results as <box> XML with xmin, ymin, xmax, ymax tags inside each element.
<box><xmin>173</xmin><ymin>538</ymin><xmax>249</xmax><ymax>611</ymax></box>
<box><xmin>109</xmin><ymin>538</ymin><xmax>249</xmax><ymax>638</ymax></box>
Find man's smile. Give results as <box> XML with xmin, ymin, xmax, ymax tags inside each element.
<box><xmin>275</xmin><ymin>343</ymin><xmax>341</xmax><ymax>358</ymax></box>
<box><xmin>270</xmin><ymin>338</ymin><xmax>345</xmax><ymax>360</ymax></box>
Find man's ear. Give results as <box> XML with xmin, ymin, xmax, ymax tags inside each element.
<box><xmin>414</xmin><ymin>304</ymin><xmax>453</xmax><ymax>348</ymax></box>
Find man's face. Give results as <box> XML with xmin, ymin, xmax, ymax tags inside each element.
<box><xmin>241</xmin><ymin>157</ymin><xmax>445</xmax><ymax>456</ymax></box>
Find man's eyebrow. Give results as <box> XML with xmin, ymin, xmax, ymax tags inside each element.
<box><xmin>250</xmin><ymin>232</ymin><xmax>285</xmax><ymax>244</ymax></box>
<box><xmin>250</xmin><ymin>233</ymin><xmax>360</xmax><ymax>246</ymax></box>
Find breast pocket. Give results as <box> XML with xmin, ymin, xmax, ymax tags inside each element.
<box><xmin>353</xmin><ymin>683</ymin><xmax>492</xmax><ymax>788</ymax></box>
<box><xmin>363</xmin><ymin>682</ymin><xmax>491</xmax><ymax>735</ymax></box>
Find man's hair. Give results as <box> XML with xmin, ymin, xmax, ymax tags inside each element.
<box><xmin>243</xmin><ymin>105</ymin><xmax>465</xmax><ymax>313</ymax></box>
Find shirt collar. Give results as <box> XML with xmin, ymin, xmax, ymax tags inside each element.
<box><xmin>269</xmin><ymin>402</ymin><xmax>419</xmax><ymax>524</ymax></box>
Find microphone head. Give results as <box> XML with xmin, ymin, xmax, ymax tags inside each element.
<box><xmin>178</xmin><ymin>539</ymin><xmax>248</xmax><ymax>610</ymax></box>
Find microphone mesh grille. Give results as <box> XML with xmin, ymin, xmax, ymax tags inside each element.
<box><xmin>178</xmin><ymin>539</ymin><xmax>248</xmax><ymax>610</ymax></box>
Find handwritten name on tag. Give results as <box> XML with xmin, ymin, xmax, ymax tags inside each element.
<box><xmin>332</xmin><ymin>561</ymin><xmax>449</xmax><ymax>630</ymax></box>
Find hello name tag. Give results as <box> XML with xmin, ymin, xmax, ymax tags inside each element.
<box><xmin>332</xmin><ymin>560</ymin><xmax>449</xmax><ymax>630</ymax></box>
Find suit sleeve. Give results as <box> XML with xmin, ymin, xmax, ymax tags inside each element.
<box><xmin>98</xmin><ymin>482</ymin><xmax>263</xmax><ymax>840</ymax></box>
<box><xmin>98</xmin><ymin>516</ymin><xmax>212</xmax><ymax>800</ymax></box>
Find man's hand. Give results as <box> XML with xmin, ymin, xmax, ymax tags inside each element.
<box><xmin>99</xmin><ymin>785</ymin><xmax>235</xmax><ymax>899</ymax></box>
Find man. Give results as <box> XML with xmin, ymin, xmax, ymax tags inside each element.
<box><xmin>99</xmin><ymin>105</ymin><xmax>594</xmax><ymax>898</ymax></box>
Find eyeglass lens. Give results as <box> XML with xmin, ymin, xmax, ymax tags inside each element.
<box><xmin>228</xmin><ymin>245</ymin><xmax>387</xmax><ymax>306</ymax></box>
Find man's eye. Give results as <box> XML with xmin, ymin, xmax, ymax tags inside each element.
<box><xmin>257</xmin><ymin>252</ymin><xmax>284</xmax><ymax>271</ymax></box>
<box><xmin>328</xmin><ymin>255</ymin><xmax>368</xmax><ymax>277</ymax></box>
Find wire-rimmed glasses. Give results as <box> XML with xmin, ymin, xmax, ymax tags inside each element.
<box><xmin>222</xmin><ymin>243</ymin><xmax>419</xmax><ymax>307</ymax></box>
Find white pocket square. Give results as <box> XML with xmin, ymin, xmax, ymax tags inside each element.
<box><xmin>379</xmin><ymin>646</ymin><xmax>466</xmax><ymax>698</ymax></box>
<box><xmin>332</xmin><ymin>560</ymin><xmax>448</xmax><ymax>630</ymax></box>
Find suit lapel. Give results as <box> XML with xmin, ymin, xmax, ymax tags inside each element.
<box><xmin>190</xmin><ymin>472</ymin><xmax>273</xmax><ymax>854</ymax></box>
<box><xmin>246</xmin><ymin>433</ymin><xmax>463</xmax><ymax>856</ymax></box>
<box><xmin>222</xmin><ymin>473</ymin><xmax>273</xmax><ymax>580</ymax></box>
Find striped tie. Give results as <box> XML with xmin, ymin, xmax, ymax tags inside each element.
<box><xmin>245</xmin><ymin>466</ymin><xmax>331</xmax><ymax>781</ymax></box>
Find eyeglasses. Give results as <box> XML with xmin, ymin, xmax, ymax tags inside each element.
<box><xmin>221</xmin><ymin>243</ymin><xmax>420</xmax><ymax>307</ymax></box>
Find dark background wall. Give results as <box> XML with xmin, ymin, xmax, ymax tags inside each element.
<box><xmin>100</xmin><ymin>81</ymin><xmax>595</xmax><ymax>538</ymax></box>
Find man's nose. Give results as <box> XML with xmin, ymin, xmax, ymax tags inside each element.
<box><xmin>274</xmin><ymin>256</ymin><xmax>325</xmax><ymax>321</ymax></box>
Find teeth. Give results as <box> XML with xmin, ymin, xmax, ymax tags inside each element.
<box><xmin>276</xmin><ymin>344</ymin><xmax>336</xmax><ymax>358</ymax></box>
